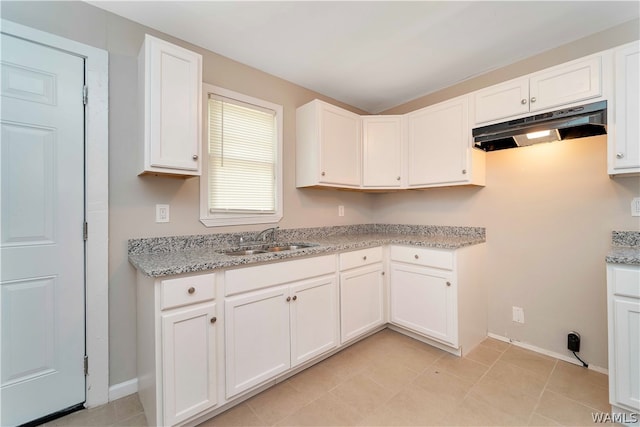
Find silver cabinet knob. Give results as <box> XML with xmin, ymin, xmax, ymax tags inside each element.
<box><xmin>188</xmin><ymin>287</ymin><xmax>195</xmax><ymax>294</ymax></box>
<box><xmin>530</xmin><ymin>97</ymin><xmax>536</xmax><ymax>103</ymax></box>
<box><xmin>396</xmin><ymin>176</ymin><xmax>401</xmax><ymax>181</ymax></box>
<box><xmin>616</xmin><ymin>153</ymin><xmax>625</xmax><ymax>159</ymax></box>
<box><xmin>462</xmin><ymin>169</ymin><xmax>467</xmax><ymax>175</ymax></box>
<box><xmin>363</xmin><ymin>256</ymin><xmax>367</xmax><ymax>261</ymax></box>
<box><xmin>321</xmin><ymin>171</ymin><xmax>326</xmax><ymax>176</ymax></box>
<box><xmin>286</xmin><ymin>296</ymin><xmax>291</xmax><ymax>302</ymax></box>
<box><xmin>521</xmin><ymin>99</ymin><xmax>527</xmax><ymax>105</ymax></box>
<box><xmin>414</xmin><ymin>254</ymin><xmax>419</xmax><ymax>259</ymax></box>
<box><xmin>381</xmin><ymin>271</ymin><xmax>385</xmax><ymax>276</ymax></box>
<box><xmin>292</xmin><ymin>295</ymin><xmax>297</xmax><ymax>301</ymax></box>
<box><xmin>210</xmin><ymin>317</ymin><xmax>217</xmax><ymax>324</ymax></box>
<box><xmin>446</xmin><ymin>282</ymin><xmax>451</xmax><ymax>287</ymax></box>
<box><xmin>192</xmin><ymin>154</ymin><xmax>198</xmax><ymax>160</ymax></box>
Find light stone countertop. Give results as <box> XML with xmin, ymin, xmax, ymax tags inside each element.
<box><xmin>128</xmin><ymin>224</ymin><xmax>486</xmax><ymax>277</ymax></box>
<box><xmin>606</xmin><ymin>230</ymin><xmax>640</xmax><ymax>265</ymax></box>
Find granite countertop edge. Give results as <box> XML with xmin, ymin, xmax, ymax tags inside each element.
<box><xmin>607</xmin><ymin>230</ymin><xmax>640</xmax><ymax>265</ymax></box>
<box><xmin>129</xmin><ymin>225</ymin><xmax>486</xmax><ymax>278</ymax></box>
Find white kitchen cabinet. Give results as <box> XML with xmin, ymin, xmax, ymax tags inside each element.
<box><xmin>138</xmin><ymin>34</ymin><xmax>202</xmax><ymax>177</ymax></box>
<box><xmin>296</xmin><ymin>99</ymin><xmax>361</xmax><ymax>188</ymax></box>
<box><xmin>389</xmin><ymin>244</ymin><xmax>486</xmax><ymax>355</ymax></box>
<box><xmin>610</xmin><ymin>41</ymin><xmax>640</xmax><ymax>176</ymax></box>
<box><xmin>224</xmin><ymin>256</ymin><xmax>338</xmax><ymax>398</ymax></box>
<box><xmin>362</xmin><ymin>116</ymin><xmax>403</xmax><ymax>188</ymax></box>
<box><xmin>474</xmin><ymin>56</ymin><xmax>602</xmax><ymax>125</ymax></box>
<box><xmin>407</xmin><ymin>96</ymin><xmax>485</xmax><ymax>188</ymax></box>
<box><xmin>339</xmin><ymin>247</ymin><xmax>386</xmax><ymax>343</ymax></box>
<box><xmin>607</xmin><ymin>263</ymin><xmax>640</xmax><ymax>415</ymax></box>
<box><xmin>136</xmin><ymin>272</ymin><xmax>217</xmax><ymax>427</ymax></box>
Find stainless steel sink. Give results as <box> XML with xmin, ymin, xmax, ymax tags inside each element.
<box><xmin>222</xmin><ymin>242</ymin><xmax>317</xmax><ymax>256</ymax></box>
<box><xmin>223</xmin><ymin>249</ymin><xmax>267</xmax><ymax>256</ymax></box>
<box><xmin>266</xmin><ymin>243</ymin><xmax>316</xmax><ymax>252</ymax></box>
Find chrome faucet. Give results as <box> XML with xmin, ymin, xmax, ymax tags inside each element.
<box><xmin>252</xmin><ymin>226</ymin><xmax>279</xmax><ymax>243</ymax></box>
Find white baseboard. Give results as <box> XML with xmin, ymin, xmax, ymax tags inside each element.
<box><xmin>109</xmin><ymin>378</ymin><xmax>138</xmax><ymax>401</ymax></box>
<box><xmin>487</xmin><ymin>332</ymin><xmax>608</xmax><ymax>375</ymax></box>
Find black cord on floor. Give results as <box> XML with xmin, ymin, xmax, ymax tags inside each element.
<box><xmin>573</xmin><ymin>351</ymin><xmax>589</xmax><ymax>368</ymax></box>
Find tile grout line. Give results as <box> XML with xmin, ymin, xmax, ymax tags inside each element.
<box><xmin>527</xmin><ymin>357</ymin><xmax>559</xmax><ymax>426</ymax></box>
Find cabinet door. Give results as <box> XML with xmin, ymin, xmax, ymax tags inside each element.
<box><xmin>612</xmin><ymin>297</ymin><xmax>640</xmax><ymax>411</ymax></box>
<box><xmin>529</xmin><ymin>57</ymin><xmax>601</xmax><ymax>112</ymax></box>
<box><xmin>407</xmin><ymin>96</ymin><xmax>470</xmax><ymax>187</ymax></box>
<box><xmin>161</xmin><ymin>303</ymin><xmax>217</xmax><ymax>426</ymax></box>
<box><xmin>362</xmin><ymin>116</ymin><xmax>402</xmax><ymax>188</ymax></box>
<box><xmin>611</xmin><ymin>42</ymin><xmax>640</xmax><ymax>174</ymax></box>
<box><xmin>319</xmin><ymin>104</ymin><xmax>361</xmax><ymax>186</ymax></box>
<box><xmin>390</xmin><ymin>263</ymin><xmax>457</xmax><ymax>346</ymax></box>
<box><xmin>290</xmin><ymin>275</ymin><xmax>339</xmax><ymax>367</ymax></box>
<box><xmin>145</xmin><ymin>35</ymin><xmax>202</xmax><ymax>173</ymax></box>
<box><xmin>340</xmin><ymin>264</ymin><xmax>385</xmax><ymax>344</ymax></box>
<box><xmin>473</xmin><ymin>78</ymin><xmax>530</xmax><ymax>124</ymax></box>
<box><xmin>225</xmin><ymin>286</ymin><xmax>290</xmax><ymax>398</ymax></box>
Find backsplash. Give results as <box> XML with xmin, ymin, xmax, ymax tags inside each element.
<box><xmin>612</xmin><ymin>230</ymin><xmax>640</xmax><ymax>248</ymax></box>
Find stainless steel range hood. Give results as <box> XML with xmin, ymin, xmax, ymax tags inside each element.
<box><xmin>472</xmin><ymin>100</ymin><xmax>607</xmax><ymax>152</ymax></box>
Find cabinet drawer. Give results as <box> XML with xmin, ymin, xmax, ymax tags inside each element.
<box><xmin>390</xmin><ymin>246</ymin><xmax>453</xmax><ymax>270</ymax></box>
<box><xmin>161</xmin><ymin>273</ymin><xmax>215</xmax><ymax>310</ymax></box>
<box><xmin>225</xmin><ymin>255</ymin><xmax>336</xmax><ymax>296</ymax></box>
<box><xmin>610</xmin><ymin>264</ymin><xmax>640</xmax><ymax>298</ymax></box>
<box><xmin>340</xmin><ymin>247</ymin><xmax>383</xmax><ymax>271</ymax></box>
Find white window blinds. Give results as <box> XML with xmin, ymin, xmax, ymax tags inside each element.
<box><xmin>208</xmin><ymin>94</ymin><xmax>277</xmax><ymax>213</ymax></box>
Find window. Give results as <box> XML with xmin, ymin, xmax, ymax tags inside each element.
<box><xmin>200</xmin><ymin>84</ymin><xmax>283</xmax><ymax>226</ymax></box>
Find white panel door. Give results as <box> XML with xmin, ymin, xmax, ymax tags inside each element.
<box><xmin>290</xmin><ymin>275</ymin><xmax>338</xmax><ymax>367</ymax></box>
<box><xmin>162</xmin><ymin>303</ymin><xmax>217</xmax><ymax>426</ymax></box>
<box><xmin>362</xmin><ymin>116</ymin><xmax>403</xmax><ymax>188</ymax></box>
<box><xmin>473</xmin><ymin>77</ymin><xmax>530</xmax><ymax>124</ymax></box>
<box><xmin>224</xmin><ymin>286</ymin><xmax>290</xmax><ymax>398</ymax></box>
<box><xmin>340</xmin><ymin>264</ymin><xmax>385</xmax><ymax>344</ymax></box>
<box><xmin>613</xmin><ymin>297</ymin><xmax>640</xmax><ymax>411</ymax></box>
<box><xmin>1</xmin><ymin>34</ymin><xmax>85</xmax><ymax>426</ymax></box>
<box><xmin>319</xmin><ymin>104</ymin><xmax>361</xmax><ymax>186</ymax></box>
<box><xmin>612</xmin><ymin>41</ymin><xmax>640</xmax><ymax>173</ymax></box>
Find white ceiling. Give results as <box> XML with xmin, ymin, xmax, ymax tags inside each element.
<box><xmin>89</xmin><ymin>1</ymin><xmax>639</xmax><ymax>113</ymax></box>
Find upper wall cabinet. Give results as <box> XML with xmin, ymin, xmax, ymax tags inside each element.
<box><xmin>138</xmin><ymin>35</ymin><xmax>202</xmax><ymax>177</ymax></box>
<box><xmin>296</xmin><ymin>99</ymin><xmax>361</xmax><ymax>188</ymax></box>
<box><xmin>609</xmin><ymin>41</ymin><xmax>640</xmax><ymax>176</ymax></box>
<box><xmin>362</xmin><ymin>116</ymin><xmax>403</xmax><ymax>189</ymax></box>
<box><xmin>407</xmin><ymin>96</ymin><xmax>485</xmax><ymax>188</ymax></box>
<box><xmin>474</xmin><ymin>56</ymin><xmax>602</xmax><ymax>125</ymax></box>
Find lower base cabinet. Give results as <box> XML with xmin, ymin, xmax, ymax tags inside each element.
<box><xmin>389</xmin><ymin>244</ymin><xmax>486</xmax><ymax>355</ymax></box>
<box><xmin>136</xmin><ymin>272</ymin><xmax>218</xmax><ymax>427</ymax></box>
<box><xmin>607</xmin><ymin>263</ymin><xmax>640</xmax><ymax>417</ymax></box>
<box><xmin>225</xmin><ymin>269</ymin><xmax>338</xmax><ymax>398</ymax></box>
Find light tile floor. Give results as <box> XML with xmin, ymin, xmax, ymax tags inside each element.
<box><xmin>41</xmin><ymin>329</ymin><xmax>612</xmax><ymax>426</ymax></box>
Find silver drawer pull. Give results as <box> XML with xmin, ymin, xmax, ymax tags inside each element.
<box><xmin>414</xmin><ymin>254</ymin><xmax>419</xmax><ymax>259</ymax></box>
<box><xmin>363</xmin><ymin>256</ymin><xmax>367</xmax><ymax>261</ymax></box>
<box><xmin>187</xmin><ymin>287</ymin><xmax>195</xmax><ymax>294</ymax></box>
<box><xmin>210</xmin><ymin>317</ymin><xmax>217</xmax><ymax>324</ymax></box>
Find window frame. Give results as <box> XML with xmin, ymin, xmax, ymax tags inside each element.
<box><xmin>200</xmin><ymin>83</ymin><xmax>283</xmax><ymax>227</ymax></box>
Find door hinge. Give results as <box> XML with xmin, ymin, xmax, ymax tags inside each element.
<box><xmin>83</xmin><ymin>85</ymin><xmax>88</xmax><ymax>105</ymax></box>
<box><xmin>84</xmin><ymin>355</ymin><xmax>89</xmax><ymax>376</ymax></box>
<box><xmin>83</xmin><ymin>221</ymin><xmax>88</xmax><ymax>241</ymax></box>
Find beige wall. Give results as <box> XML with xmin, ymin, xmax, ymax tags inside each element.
<box><xmin>2</xmin><ymin>1</ymin><xmax>638</xmax><ymax>386</ymax></box>
<box><xmin>376</xmin><ymin>20</ymin><xmax>640</xmax><ymax>368</ymax></box>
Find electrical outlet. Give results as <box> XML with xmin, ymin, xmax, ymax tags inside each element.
<box><xmin>512</xmin><ymin>306</ymin><xmax>525</xmax><ymax>324</ymax></box>
<box><xmin>156</xmin><ymin>204</ymin><xmax>170</xmax><ymax>223</ymax></box>
<box><xmin>632</xmin><ymin>197</ymin><xmax>640</xmax><ymax>217</ymax></box>
<box><xmin>338</xmin><ymin>205</ymin><xmax>344</xmax><ymax>217</ymax></box>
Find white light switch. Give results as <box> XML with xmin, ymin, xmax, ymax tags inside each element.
<box><xmin>632</xmin><ymin>198</ymin><xmax>640</xmax><ymax>217</ymax></box>
<box><xmin>156</xmin><ymin>204</ymin><xmax>170</xmax><ymax>223</ymax></box>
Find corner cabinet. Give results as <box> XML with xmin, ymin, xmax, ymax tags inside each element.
<box><xmin>609</xmin><ymin>41</ymin><xmax>640</xmax><ymax>176</ymax></box>
<box><xmin>607</xmin><ymin>263</ymin><xmax>640</xmax><ymax>416</ymax></box>
<box><xmin>389</xmin><ymin>244</ymin><xmax>487</xmax><ymax>355</ymax></box>
<box><xmin>296</xmin><ymin>99</ymin><xmax>361</xmax><ymax>188</ymax></box>
<box><xmin>138</xmin><ymin>34</ymin><xmax>202</xmax><ymax>177</ymax></box>
<box><xmin>407</xmin><ymin>96</ymin><xmax>485</xmax><ymax>188</ymax></box>
<box><xmin>362</xmin><ymin>116</ymin><xmax>404</xmax><ymax>189</ymax></box>
<box><xmin>136</xmin><ymin>272</ymin><xmax>218</xmax><ymax>427</ymax></box>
